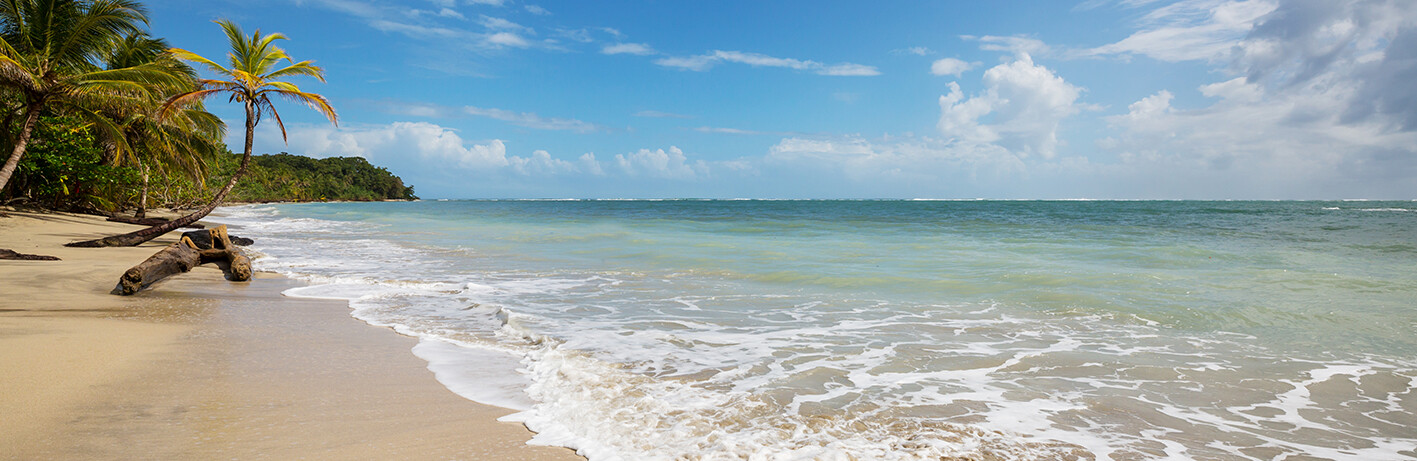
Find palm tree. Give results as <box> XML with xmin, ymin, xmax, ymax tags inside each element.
<box><xmin>0</xmin><ymin>0</ymin><xmax>178</xmax><ymax>194</ymax></box>
<box><xmin>99</xmin><ymin>32</ymin><xmax>225</xmax><ymax>219</ymax></box>
<box><xmin>67</xmin><ymin>19</ymin><xmax>336</xmax><ymax>247</ymax></box>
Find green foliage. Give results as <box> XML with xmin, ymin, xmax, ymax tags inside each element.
<box><xmin>212</xmin><ymin>152</ymin><xmax>417</xmax><ymax>203</ymax></box>
<box><xmin>2</xmin><ymin>119</ymin><xmax>417</xmax><ymax>209</ymax></box>
<box><xmin>10</xmin><ymin>115</ymin><xmax>139</xmax><ymax>211</ymax></box>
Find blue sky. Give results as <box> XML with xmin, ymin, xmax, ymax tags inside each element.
<box><xmin>144</xmin><ymin>0</ymin><xmax>1417</xmax><ymax>199</ymax></box>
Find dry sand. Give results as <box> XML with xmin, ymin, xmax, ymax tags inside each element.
<box><xmin>0</xmin><ymin>209</ymin><xmax>582</xmax><ymax>460</ymax></box>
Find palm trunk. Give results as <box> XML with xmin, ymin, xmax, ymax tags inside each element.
<box><xmin>136</xmin><ymin>158</ymin><xmax>149</xmax><ymax>219</ymax></box>
<box><xmin>68</xmin><ymin>102</ymin><xmax>257</xmax><ymax>248</ymax></box>
<box><xmin>0</xmin><ymin>104</ymin><xmax>44</xmax><ymax>194</ymax></box>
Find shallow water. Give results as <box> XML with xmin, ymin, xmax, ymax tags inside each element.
<box><xmin>213</xmin><ymin>200</ymin><xmax>1417</xmax><ymax>460</ymax></box>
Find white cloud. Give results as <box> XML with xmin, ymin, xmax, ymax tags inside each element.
<box><xmin>694</xmin><ymin>126</ymin><xmax>771</xmax><ymax>135</ymax></box>
<box><xmin>462</xmin><ymin>106</ymin><xmax>601</xmax><ymax>132</ymax></box>
<box><xmin>654</xmin><ymin>54</ymin><xmax>717</xmax><ymax>71</ymax></box>
<box><xmin>509</xmin><ymin>150</ymin><xmax>578</xmax><ymax>175</ymax></box>
<box><xmin>483</xmin><ymin>31</ymin><xmax>532</xmax><ymax>48</ymax></box>
<box><xmin>370</xmin><ymin>19</ymin><xmax>462</xmax><ymax>39</ymax></box>
<box><xmin>524</xmin><ymin>4</ymin><xmax>549</xmax><ymax>15</ymax></box>
<box><xmin>299</xmin><ymin>0</ymin><xmax>554</xmax><ymax>59</ymax></box>
<box><xmin>937</xmin><ymin>54</ymin><xmax>1083</xmax><ymax>158</ymax></box>
<box><xmin>276</xmin><ymin>121</ymin><xmax>510</xmax><ymax>169</ymax></box>
<box><xmin>479</xmin><ymin>15</ymin><xmax>531</xmax><ymax>32</ymax></box>
<box><xmin>614</xmin><ymin>147</ymin><xmax>708</xmax><ymax>179</ymax></box>
<box><xmin>555</xmin><ymin>28</ymin><xmax>594</xmax><ymax>43</ymax></box>
<box><xmin>764</xmin><ymin>134</ymin><xmax>1027</xmax><ymax>185</ymax></box>
<box><xmin>893</xmin><ymin>46</ymin><xmax>932</xmax><ymax>56</ymax></box>
<box><xmin>930</xmin><ymin>58</ymin><xmax>977</xmax><ymax>76</ymax></box>
<box><xmin>602</xmin><ymin>43</ymin><xmax>657</xmax><ymax>55</ymax></box>
<box><xmin>655</xmin><ymin>50</ymin><xmax>880</xmax><ymax>76</ymax></box>
<box><xmin>1086</xmin><ymin>0</ymin><xmax>1278</xmax><ymax>62</ymax></box>
<box><xmin>262</xmin><ymin>121</ymin><xmax>609</xmax><ymax>178</ymax></box>
<box><xmin>820</xmin><ymin>63</ymin><xmax>882</xmax><ymax>76</ymax></box>
<box><xmin>1096</xmin><ymin>0</ymin><xmax>1417</xmax><ymax>196</ymax></box>
<box><xmin>578</xmin><ymin>153</ymin><xmax>605</xmax><ymax>175</ymax></box>
<box><xmin>633</xmin><ymin>110</ymin><xmax>693</xmax><ymax>119</ymax></box>
<box><xmin>408</xmin><ymin>7</ymin><xmax>465</xmax><ymax>19</ymax></box>
<box><xmin>964</xmin><ymin>35</ymin><xmax>1051</xmax><ymax>56</ymax></box>
<box><xmin>383</xmin><ymin>101</ymin><xmax>604</xmax><ymax>132</ymax></box>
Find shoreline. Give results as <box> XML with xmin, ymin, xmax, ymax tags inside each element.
<box><xmin>0</xmin><ymin>209</ymin><xmax>580</xmax><ymax>460</ymax></box>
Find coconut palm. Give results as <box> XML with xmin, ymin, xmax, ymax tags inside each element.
<box><xmin>67</xmin><ymin>18</ymin><xmax>336</xmax><ymax>247</ymax></box>
<box><xmin>0</xmin><ymin>0</ymin><xmax>178</xmax><ymax>194</ymax></box>
<box><xmin>98</xmin><ymin>32</ymin><xmax>226</xmax><ymax>218</ymax></box>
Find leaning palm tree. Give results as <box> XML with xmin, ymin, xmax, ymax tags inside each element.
<box><xmin>0</xmin><ymin>0</ymin><xmax>177</xmax><ymax>193</ymax></box>
<box><xmin>68</xmin><ymin>19</ymin><xmax>336</xmax><ymax>247</ymax></box>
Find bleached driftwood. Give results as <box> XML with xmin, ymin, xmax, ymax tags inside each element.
<box><xmin>114</xmin><ymin>225</ymin><xmax>251</xmax><ymax>295</ymax></box>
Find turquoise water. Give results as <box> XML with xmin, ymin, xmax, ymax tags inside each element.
<box><xmin>217</xmin><ymin>200</ymin><xmax>1417</xmax><ymax>460</ymax></box>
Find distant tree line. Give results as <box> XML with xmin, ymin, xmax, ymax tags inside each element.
<box><xmin>1</xmin><ymin>124</ymin><xmax>416</xmax><ymax>210</ymax></box>
<box><xmin>220</xmin><ymin>152</ymin><xmax>417</xmax><ymax>203</ymax></box>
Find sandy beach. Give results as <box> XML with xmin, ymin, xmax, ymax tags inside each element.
<box><xmin>0</xmin><ymin>209</ymin><xmax>581</xmax><ymax>460</ymax></box>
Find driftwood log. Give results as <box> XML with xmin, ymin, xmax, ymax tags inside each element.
<box><xmin>107</xmin><ymin>215</ymin><xmax>206</xmax><ymax>229</ymax></box>
<box><xmin>0</xmin><ymin>249</ymin><xmax>60</xmax><ymax>260</ymax></box>
<box><xmin>114</xmin><ymin>225</ymin><xmax>252</xmax><ymax>295</ymax></box>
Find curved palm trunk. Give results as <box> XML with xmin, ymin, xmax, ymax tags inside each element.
<box><xmin>0</xmin><ymin>104</ymin><xmax>44</xmax><ymax>194</ymax></box>
<box><xmin>68</xmin><ymin>103</ymin><xmax>256</xmax><ymax>248</ymax></box>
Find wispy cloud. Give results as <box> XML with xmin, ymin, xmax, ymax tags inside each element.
<box><xmin>478</xmin><ymin>15</ymin><xmax>532</xmax><ymax>33</ymax></box>
<box><xmin>694</xmin><ymin>126</ymin><xmax>805</xmax><ymax>136</ymax></box>
<box><xmin>655</xmin><ymin>50</ymin><xmax>881</xmax><ymax>76</ymax></box>
<box><xmin>296</xmin><ymin>0</ymin><xmax>552</xmax><ymax>55</ymax></box>
<box><xmin>382</xmin><ymin>101</ymin><xmax>605</xmax><ymax>133</ymax></box>
<box><xmin>524</xmin><ymin>4</ymin><xmax>550</xmax><ymax>15</ymax></box>
<box><xmin>962</xmin><ymin>35</ymin><xmax>1052</xmax><ymax>57</ymax></box>
<box><xmin>1082</xmin><ymin>0</ymin><xmax>1278</xmax><ymax>62</ymax></box>
<box><xmin>892</xmin><ymin>46</ymin><xmax>933</xmax><ymax>56</ymax></box>
<box><xmin>634</xmin><ymin>110</ymin><xmax>694</xmax><ymax>119</ymax></box>
<box><xmin>602</xmin><ymin>43</ymin><xmax>657</xmax><ymax>55</ymax></box>
<box><xmin>464</xmin><ymin>106</ymin><xmax>601</xmax><ymax>132</ymax></box>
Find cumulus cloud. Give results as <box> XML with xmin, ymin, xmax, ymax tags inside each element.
<box><xmin>509</xmin><ymin>150</ymin><xmax>578</xmax><ymax>175</ymax></box>
<box><xmin>930</xmin><ymin>57</ymin><xmax>977</xmax><ymax>76</ymax></box>
<box><xmin>937</xmin><ymin>54</ymin><xmax>1083</xmax><ymax>158</ymax></box>
<box><xmin>275</xmin><ymin>121</ymin><xmax>512</xmax><ymax>169</ymax></box>
<box><xmin>614</xmin><ymin>147</ymin><xmax>709</xmax><ymax>179</ymax></box>
<box><xmin>655</xmin><ymin>50</ymin><xmax>881</xmax><ymax>76</ymax></box>
<box><xmin>259</xmin><ymin>121</ymin><xmax>611</xmax><ymax>179</ymax></box>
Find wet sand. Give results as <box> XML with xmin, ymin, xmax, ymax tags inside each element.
<box><xmin>0</xmin><ymin>209</ymin><xmax>581</xmax><ymax>460</ymax></box>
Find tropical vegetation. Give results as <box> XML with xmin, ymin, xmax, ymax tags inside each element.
<box><xmin>0</xmin><ymin>0</ymin><xmax>406</xmax><ymax>247</ymax></box>
<box><xmin>65</xmin><ymin>16</ymin><xmax>340</xmax><ymax>247</ymax></box>
<box><xmin>219</xmin><ymin>153</ymin><xmax>415</xmax><ymax>203</ymax></box>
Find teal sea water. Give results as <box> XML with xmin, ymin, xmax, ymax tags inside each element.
<box><xmin>214</xmin><ymin>200</ymin><xmax>1417</xmax><ymax>460</ymax></box>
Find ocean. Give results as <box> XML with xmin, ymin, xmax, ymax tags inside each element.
<box><xmin>212</xmin><ymin>200</ymin><xmax>1417</xmax><ymax>460</ymax></box>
